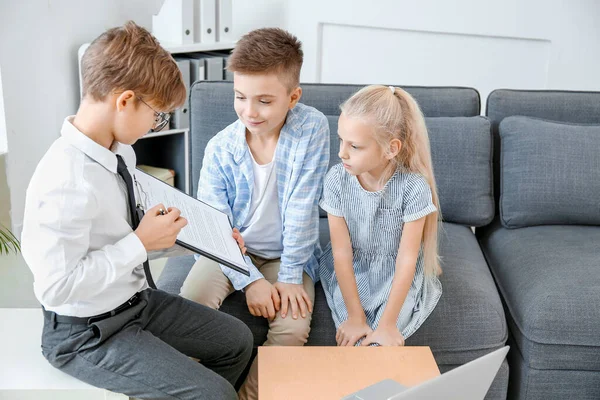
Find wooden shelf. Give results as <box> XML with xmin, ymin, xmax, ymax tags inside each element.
<box><xmin>162</xmin><ymin>42</ymin><xmax>236</xmax><ymax>54</ymax></box>
<box><xmin>140</xmin><ymin>128</ymin><xmax>187</xmax><ymax>140</ymax></box>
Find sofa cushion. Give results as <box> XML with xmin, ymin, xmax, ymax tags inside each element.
<box><xmin>190</xmin><ymin>82</ymin><xmax>480</xmax><ymax>197</ymax></box>
<box><xmin>485</xmin><ymin>89</ymin><xmax>600</xmax><ymax>206</ymax></box>
<box><xmin>427</xmin><ymin>117</ymin><xmax>493</xmax><ymax>227</ymax></box>
<box><xmin>478</xmin><ymin>219</ymin><xmax>600</xmax><ymax>371</ymax></box>
<box><xmin>499</xmin><ymin>116</ymin><xmax>600</xmax><ymax>228</ymax></box>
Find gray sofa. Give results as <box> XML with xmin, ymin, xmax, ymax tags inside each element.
<box><xmin>477</xmin><ymin>90</ymin><xmax>600</xmax><ymax>400</ymax></box>
<box><xmin>158</xmin><ymin>82</ymin><xmax>509</xmax><ymax>399</ymax></box>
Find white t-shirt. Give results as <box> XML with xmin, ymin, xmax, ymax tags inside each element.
<box><xmin>241</xmin><ymin>152</ymin><xmax>283</xmax><ymax>259</ymax></box>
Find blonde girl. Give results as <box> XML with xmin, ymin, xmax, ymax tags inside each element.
<box><xmin>319</xmin><ymin>84</ymin><xmax>442</xmax><ymax>347</ymax></box>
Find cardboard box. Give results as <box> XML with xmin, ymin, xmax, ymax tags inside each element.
<box><xmin>258</xmin><ymin>346</ymin><xmax>440</xmax><ymax>400</ymax></box>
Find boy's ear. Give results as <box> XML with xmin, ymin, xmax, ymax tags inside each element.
<box><xmin>387</xmin><ymin>139</ymin><xmax>402</xmax><ymax>159</ymax></box>
<box><xmin>116</xmin><ymin>90</ymin><xmax>136</xmax><ymax>112</ymax></box>
<box><xmin>288</xmin><ymin>86</ymin><xmax>302</xmax><ymax>109</ymax></box>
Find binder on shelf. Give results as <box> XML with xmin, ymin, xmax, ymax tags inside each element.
<box><xmin>224</xmin><ymin>55</ymin><xmax>233</xmax><ymax>81</ymax></box>
<box><xmin>152</xmin><ymin>0</ymin><xmax>195</xmax><ymax>46</ymax></box>
<box><xmin>172</xmin><ymin>58</ymin><xmax>191</xmax><ymax>129</ymax></box>
<box><xmin>187</xmin><ymin>52</ymin><xmax>226</xmax><ymax>81</ymax></box>
<box><xmin>199</xmin><ymin>0</ymin><xmax>217</xmax><ymax>44</ymax></box>
<box><xmin>216</xmin><ymin>0</ymin><xmax>233</xmax><ymax>43</ymax></box>
<box><xmin>189</xmin><ymin>58</ymin><xmax>206</xmax><ymax>84</ymax></box>
<box><xmin>206</xmin><ymin>56</ymin><xmax>225</xmax><ymax>80</ymax></box>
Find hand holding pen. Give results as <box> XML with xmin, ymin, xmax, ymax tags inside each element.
<box><xmin>134</xmin><ymin>204</ymin><xmax>188</xmax><ymax>251</ymax></box>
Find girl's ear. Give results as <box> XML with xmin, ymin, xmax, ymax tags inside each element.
<box><xmin>387</xmin><ymin>139</ymin><xmax>402</xmax><ymax>159</ymax></box>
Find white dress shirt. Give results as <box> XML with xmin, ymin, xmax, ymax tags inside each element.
<box><xmin>21</xmin><ymin>117</ymin><xmax>149</xmax><ymax>317</ymax></box>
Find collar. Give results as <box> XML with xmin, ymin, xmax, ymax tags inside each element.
<box><xmin>60</xmin><ymin>116</ymin><xmax>122</xmax><ymax>173</ymax></box>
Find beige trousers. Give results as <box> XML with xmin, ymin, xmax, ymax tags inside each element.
<box><xmin>180</xmin><ymin>254</ymin><xmax>315</xmax><ymax>400</ymax></box>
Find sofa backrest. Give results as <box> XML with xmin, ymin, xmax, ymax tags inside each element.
<box><xmin>189</xmin><ymin>81</ymin><xmax>491</xmax><ymax>225</ymax></box>
<box><xmin>486</xmin><ymin>89</ymin><xmax>600</xmax><ymax>207</ymax></box>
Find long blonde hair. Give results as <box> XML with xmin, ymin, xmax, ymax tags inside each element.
<box><xmin>340</xmin><ymin>85</ymin><xmax>442</xmax><ymax>276</ymax></box>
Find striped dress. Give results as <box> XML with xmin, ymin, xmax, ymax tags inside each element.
<box><xmin>319</xmin><ymin>163</ymin><xmax>442</xmax><ymax>340</ymax></box>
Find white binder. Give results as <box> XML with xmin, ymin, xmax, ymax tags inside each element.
<box><xmin>216</xmin><ymin>0</ymin><xmax>233</xmax><ymax>42</ymax></box>
<box><xmin>172</xmin><ymin>58</ymin><xmax>191</xmax><ymax>129</ymax></box>
<box><xmin>152</xmin><ymin>0</ymin><xmax>195</xmax><ymax>46</ymax></box>
<box><xmin>199</xmin><ymin>0</ymin><xmax>216</xmax><ymax>44</ymax></box>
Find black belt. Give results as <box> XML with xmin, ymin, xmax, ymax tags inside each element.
<box><xmin>43</xmin><ymin>293</ymin><xmax>141</xmax><ymax>325</ymax></box>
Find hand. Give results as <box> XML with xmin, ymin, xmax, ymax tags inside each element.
<box><xmin>336</xmin><ymin>317</ymin><xmax>373</xmax><ymax>346</ymax></box>
<box><xmin>245</xmin><ymin>279</ymin><xmax>281</xmax><ymax>320</ymax></box>
<box><xmin>232</xmin><ymin>228</ymin><xmax>246</xmax><ymax>254</ymax></box>
<box><xmin>135</xmin><ymin>204</ymin><xmax>187</xmax><ymax>251</ymax></box>
<box><xmin>361</xmin><ymin>324</ymin><xmax>405</xmax><ymax>347</ymax></box>
<box><xmin>273</xmin><ymin>282</ymin><xmax>313</xmax><ymax>319</ymax></box>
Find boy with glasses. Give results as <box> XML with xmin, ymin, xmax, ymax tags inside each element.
<box><xmin>21</xmin><ymin>21</ymin><xmax>252</xmax><ymax>399</ymax></box>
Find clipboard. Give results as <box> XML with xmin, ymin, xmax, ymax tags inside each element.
<box><xmin>133</xmin><ymin>168</ymin><xmax>250</xmax><ymax>276</ymax></box>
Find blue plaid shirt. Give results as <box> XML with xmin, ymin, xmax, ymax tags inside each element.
<box><xmin>197</xmin><ymin>103</ymin><xmax>330</xmax><ymax>290</ymax></box>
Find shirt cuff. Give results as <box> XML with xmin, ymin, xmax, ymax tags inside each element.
<box><xmin>220</xmin><ymin>255</ymin><xmax>264</xmax><ymax>291</ymax></box>
<box><xmin>276</xmin><ymin>268</ymin><xmax>304</xmax><ymax>285</ymax></box>
<box><xmin>403</xmin><ymin>204</ymin><xmax>438</xmax><ymax>222</ymax></box>
<box><xmin>319</xmin><ymin>200</ymin><xmax>343</xmax><ymax>217</ymax></box>
<box><xmin>118</xmin><ymin>232</ymin><xmax>148</xmax><ymax>268</ymax></box>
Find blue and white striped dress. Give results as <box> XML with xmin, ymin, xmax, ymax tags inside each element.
<box><xmin>319</xmin><ymin>163</ymin><xmax>442</xmax><ymax>340</ymax></box>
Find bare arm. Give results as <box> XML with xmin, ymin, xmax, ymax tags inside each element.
<box><xmin>378</xmin><ymin>215</ymin><xmax>427</xmax><ymax>328</ymax></box>
<box><xmin>328</xmin><ymin>214</ymin><xmax>365</xmax><ymax>320</ymax></box>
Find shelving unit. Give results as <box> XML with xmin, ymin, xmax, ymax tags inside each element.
<box><xmin>136</xmin><ymin>128</ymin><xmax>189</xmax><ymax>194</ymax></box>
<box><xmin>163</xmin><ymin>42</ymin><xmax>235</xmax><ymax>54</ymax></box>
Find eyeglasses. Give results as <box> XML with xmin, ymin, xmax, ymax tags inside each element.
<box><xmin>137</xmin><ymin>96</ymin><xmax>170</xmax><ymax>132</ymax></box>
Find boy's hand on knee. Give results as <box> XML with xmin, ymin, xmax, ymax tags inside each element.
<box><xmin>245</xmin><ymin>279</ymin><xmax>280</xmax><ymax>320</ymax></box>
<box><xmin>135</xmin><ymin>204</ymin><xmax>188</xmax><ymax>251</ymax></box>
<box><xmin>273</xmin><ymin>282</ymin><xmax>313</xmax><ymax>320</ymax></box>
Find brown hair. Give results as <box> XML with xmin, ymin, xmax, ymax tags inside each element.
<box><xmin>227</xmin><ymin>28</ymin><xmax>303</xmax><ymax>91</ymax></box>
<box><xmin>341</xmin><ymin>85</ymin><xmax>442</xmax><ymax>277</ymax></box>
<box><xmin>81</xmin><ymin>21</ymin><xmax>186</xmax><ymax>111</ymax></box>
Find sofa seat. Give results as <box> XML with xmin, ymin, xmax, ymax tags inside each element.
<box><xmin>479</xmin><ymin>219</ymin><xmax>600</xmax><ymax>371</ymax></box>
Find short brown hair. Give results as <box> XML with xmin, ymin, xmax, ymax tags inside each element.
<box><xmin>81</xmin><ymin>21</ymin><xmax>186</xmax><ymax>111</ymax></box>
<box><xmin>227</xmin><ymin>28</ymin><xmax>303</xmax><ymax>91</ymax></box>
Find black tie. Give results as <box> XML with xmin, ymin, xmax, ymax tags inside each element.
<box><xmin>116</xmin><ymin>155</ymin><xmax>157</xmax><ymax>289</ymax></box>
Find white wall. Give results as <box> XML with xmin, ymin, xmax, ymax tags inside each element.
<box><xmin>0</xmin><ymin>0</ymin><xmax>284</xmax><ymax>238</ymax></box>
<box><xmin>284</xmin><ymin>0</ymin><xmax>600</xmax><ymax>101</ymax></box>
<box><xmin>0</xmin><ymin>68</ymin><xmax>6</xmax><ymax>155</ymax></box>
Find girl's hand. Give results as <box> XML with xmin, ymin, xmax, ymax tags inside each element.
<box><xmin>361</xmin><ymin>325</ymin><xmax>405</xmax><ymax>346</ymax></box>
<box><xmin>232</xmin><ymin>228</ymin><xmax>247</xmax><ymax>254</ymax></box>
<box><xmin>336</xmin><ymin>317</ymin><xmax>373</xmax><ymax>346</ymax></box>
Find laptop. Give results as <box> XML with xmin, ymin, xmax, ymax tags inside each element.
<box><xmin>342</xmin><ymin>346</ymin><xmax>509</xmax><ymax>400</ymax></box>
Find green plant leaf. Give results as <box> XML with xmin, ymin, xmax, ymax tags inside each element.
<box><xmin>0</xmin><ymin>223</ymin><xmax>20</xmax><ymax>255</ymax></box>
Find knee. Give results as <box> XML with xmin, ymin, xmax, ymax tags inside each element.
<box><xmin>268</xmin><ymin>315</ymin><xmax>312</xmax><ymax>346</ymax></box>
<box><xmin>230</xmin><ymin>319</ymin><xmax>254</xmax><ymax>360</ymax></box>
<box><xmin>196</xmin><ymin>377</ymin><xmax>238</xmax><ymax>400</ymax></box>
<box><xmin>179</xmin><ymin>280</ymin><xmax>223</xmax><ymax>309</ymax></box>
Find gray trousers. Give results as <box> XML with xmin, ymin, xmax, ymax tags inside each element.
<box><xmin>41</xmin><ymin>288</ymin><xmax>253</xmax><ymax>399</ymax></box>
